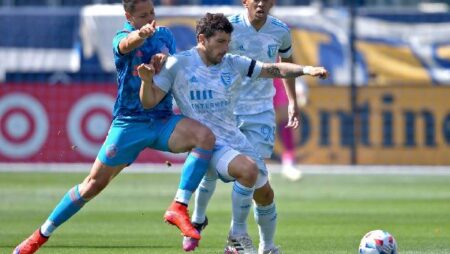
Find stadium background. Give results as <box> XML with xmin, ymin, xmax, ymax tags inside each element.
<box><xmin>1</xmin><ymin>0</ymin><xmax>449</xmax><ymax>165</ymax></box>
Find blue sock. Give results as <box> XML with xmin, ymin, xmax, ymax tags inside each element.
<box><xmin>40</xmin><ymin>185</ymin><xmax>87</xmax><ymax>236</ymax></box>
<box><xmin>192</xmin><ymin>170</ymin><xmax>217</xmax><ymax>224</ymax></box>
<box><xmin>230</xmin><ymin>181</ymin><xmax>255</xmax><ymax>236</ymax></box>
<box><xmin>254</xmin><ymin>202</ymin><xmax>277</xmax><ymax>251</ymax></box>
<box><xmin>175</xmin><ymin>148</ymin><xmax>212</xmax><ymax>204</ymax></box>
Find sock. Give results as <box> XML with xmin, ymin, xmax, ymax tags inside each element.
<box><xmin>230</xmin><ymin>181</ymin><xmax>255</xmax><ymax>236</ymax></box>
<box><xmin>191</xmin><ymin>173</ymin><xmax>217</xmax><ymax>224</ymax></box>
<box><xmin>175</xmin><ymin>147</ymin><xmax>213</xmax><ymax>204</ymax></box>
<box><xmin>254</xmin><ymin>202</ymin><xmax>277</xmax><ymax>251</ymax></box>
<box><xmin>40</xmin><ymin>185</ymin><xmax>87</xmax><ymax>237</ymax></box>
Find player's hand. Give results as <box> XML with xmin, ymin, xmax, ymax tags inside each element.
<box><xmin>150</xmin><ymin>53</ymin><xmax>168</xmax><ymax>74</ymax></box>
<box><xmin>305</xmin><ymin>66</ymin><xmax>328</xmax><ymax>79</ymax></box>
<box><xmin>286</xmin><ymin>103</ymin><xmax>300</xmax><ymax>129</ymax></box>
<box><xmin>138</xmin><ymin>20</ymin><xmax>156</xmax><ymax>39</ymax></box>
<box><xmin>137</xmin><ymin>63</ymin><xmax>155</xmax><ymax>83</ymax></box>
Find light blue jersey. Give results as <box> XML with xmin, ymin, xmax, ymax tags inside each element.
<box><xmin>154</xmin><ymin>47</ymin><xmax>263</xmax><ymax>151</ymax></box>
<box><xmin>112</xmin><ymin>22</ymin><xmax>176</xmax><ymax>120</ymax></box>
<box><xmin>228</xmin><ymin>12</ymin><xmax>293</xmax><ymax>115</ymax></box>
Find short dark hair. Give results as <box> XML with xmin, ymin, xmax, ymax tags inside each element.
<box><xmin>122</xmin><ymin>0</ymin><xmax>152</xmax><ymax>13</ymax></box>
<box><xmin>196</xmin><ymin>13</ymin><xmax>233</xmax><ymax>39</ymax></box>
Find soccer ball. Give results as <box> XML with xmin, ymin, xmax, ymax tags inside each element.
<box><xmin>359</xmin><ymin>230</ymin><xmax>397</xmax><ymax>254</ymax></box>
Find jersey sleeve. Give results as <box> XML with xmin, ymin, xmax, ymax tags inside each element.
<box><xmin>153</xmin><ymin>55</ymin><xmax>178</xmax><ymax>93</ymax></box>
<box><xmin>229</xmin><ymin>54</ymin><xmax>263</xmax><ymax>80</ymax></box>
<box><xmin>279</xmin><ymin>29</ymin><xmax>293</xmax><ymax>59</ymax></box>
<box><xmin>112</xmin><ymin>30</ymin><xmax>130</xmax><ymax>57</ymax></box>
<box><xmin>156</xmin><ymin>26</ymin><xmax>177</xmax><ymax>55</ymax></box>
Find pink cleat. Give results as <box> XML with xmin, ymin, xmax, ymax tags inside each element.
<box><xmin>182</xmin><ymin>216</ymin><xmax>208</xmax><ymax>252</ymax></box>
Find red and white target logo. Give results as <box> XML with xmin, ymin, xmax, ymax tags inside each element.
<box><xmin>0</xmin><ymin>93</ymin><xmax>49</xmax><ymax>158</ymax></box>
<box><xmin>67</xmin><ymin>93</ymin><xmax>114</xmax><ymax>158</ymax></box>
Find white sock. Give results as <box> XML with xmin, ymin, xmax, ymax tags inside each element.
<box><xmin>230</xmin><ymin>181</ymin><xmax>254</xmax><ymax>236</ymax></box>
<box><xmin>191</xmin><ymin>177</ymin><xmax>217</xmax><ymax>224</ymax></box>
<box><xmin>254</xmin><ymin>202</ymin><xmax>277</xmax><ymax>251</ymax></box>
<box><xmin>174</xmin><ymin>189</ymin><xmax>192</xmax><ymax>205</ymax></box>
<box><xmin>40</xmin><ymin>220</ymin><xmax>56</xmax><ymax>237</ymax></box>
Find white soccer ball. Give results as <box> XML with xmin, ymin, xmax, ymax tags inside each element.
<box><xmin>359</xmin><ymin>230</ymin><xmax>397</xmax><ymax>254</ymax></box>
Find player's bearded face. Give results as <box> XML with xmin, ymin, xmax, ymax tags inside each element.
<box><xmin>204</xmin><ymin>31</ymin><xmax>231</xmax><ymax>65</ymax></box>
<box><xmin>127</xmin><ymin>1</ymin><xmax>155</xmax><ymax>29</ymax></box>
<box><xmin>245</xmin><ymin>0</ymin><xmax>274</xmax><ymax>20</ymax></box>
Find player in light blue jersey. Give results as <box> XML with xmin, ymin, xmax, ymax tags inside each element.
<box><xmin>12</xmin><ymin>1</ymin><xmax>214</xmax><ymax>253</ymax></box>
<box><xmin>138</xmin><ymin>13</ymin><xmax>327</xmax><ymax>254</ymax></box>
<box><xmin>226</xmin><ymin>1</ymin><xmax>302</xmax><ymax>253</ymax></box>
<box><xmin>229</xmin><ymin>0</ymin><xmax>303</xmax><ymax>182</ymax></box>
<box><xmin>228</xmin><ymin>0</ymin><xmax>303</xmax><ymax>181</ymax></box>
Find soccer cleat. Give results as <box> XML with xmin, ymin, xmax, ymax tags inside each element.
<box><xmin>259</xmin><ymin>246</ymin><xmax>282</xmax><ymax>254</ymax></box>
<box><xmin>13</xmin><ymin>229</ymin><xmax>49</xmax><ymax>254</ymax></box>
<box><xmin>164</xmin><ymin>201</ymin><xmax>201</xmax><ymax>240</ymax></box>
<box><xmin>182</xmin><ymin>216</ymin><xmax>209</xmax><ymax>252</ymax></box>
<box><xmin>224</xmin><ymin>233</ymin><xmax>257</xmax><ymax>254</ymax></box>
<box><xmin>281</xmin><ymin>164</ymin><xmax>302</xmax><ymax>182</ymax></box>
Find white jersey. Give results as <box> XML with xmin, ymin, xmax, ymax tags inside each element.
<box><xmin>228</xmin><ymin>12</ymin><xmax>293</xmax><ymax>115</ymax></box>
<box><xmin>154</xmin><ymin>47</ymin><xmax>263</xmax><ymax>149</ymax></box>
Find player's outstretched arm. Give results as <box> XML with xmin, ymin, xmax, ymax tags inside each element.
<box><xmin>138</xmin><ymin>63</ymin><xmax>166</xmax><ymax>109</ymax></box>
<box><xmin>259</xmin><ymin>62</ymin><xmax>328</xmax><ymax>80</ymax></box>
<box><xmin>119</xmin><ymin>20</ymin><xmax>157</xmax><ymax>55</ymax></box>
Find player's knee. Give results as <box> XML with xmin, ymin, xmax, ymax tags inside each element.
<box><xmin>196</xmin><ymin>126</ymin><xmax>215</xmax><ymax>149</ymax></box>
<box><xmin>239</xmin><ymin>160</ymin><xmax>258</xmax><ymax>186</ymax></box>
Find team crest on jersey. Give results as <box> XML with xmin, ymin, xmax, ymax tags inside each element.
<box><xmin>189</xmin><ymin>75</ymin><xmax>198</xmax><ymax>83</ymax></box>
<box><xmin>221</xmin><ymin>72</ymin><xmax>232</xmax><ymax>87</ymax></box>
<box><xmin>267</xmin><ymin>44</ymin><xmax>278</xmax><ymax>58</ymax></box>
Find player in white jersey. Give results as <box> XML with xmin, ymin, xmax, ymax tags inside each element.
<box><xmin>228</xmin><ymin>0</ymin><xmax>303</xmax><ymax>183</ymax></box>
<box><xmin>138</xmin><ymin>13</ymin><xmax>327</xmax><ymax>254</ymax></box>
<box><xmin>229</xmin><ymin>1</ymin><xmax>302</xmax><ymax>252</ymax></box>
<box><xmin>187</xmin><ymin>2</ymin><xmax>302</xmax><ymax>254</ymax></box>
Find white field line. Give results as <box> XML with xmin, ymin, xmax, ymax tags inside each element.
<box><xmin>0</xmin><ymin>163</ymin><xmax>450</xmax><ymax>175</ymax></box>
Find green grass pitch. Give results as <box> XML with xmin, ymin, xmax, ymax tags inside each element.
<box><xmin>1</xmin><ymin>171</ymin><xmax>450</xmax><ymax>253</ymax></box>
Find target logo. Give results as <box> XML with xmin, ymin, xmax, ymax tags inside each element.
<box><xmin>0</xmin><ymin>93</ymin><xmax>49</xmax><ymax>158</ymax></box>
<box><xmin>67</xmin><ymin>93</ymin><xmax>114</xmax><ymax>158</ymax></box>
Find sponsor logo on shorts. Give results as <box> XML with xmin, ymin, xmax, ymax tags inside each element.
<box><xmin>106</xmin><ymin>144</ymin><xmax>118</xmax><ymax>158</ymax></box>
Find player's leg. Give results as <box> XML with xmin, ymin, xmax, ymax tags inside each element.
<box><xmin>13</xmin><ymin>119</ymin><xmax>149</xmax><ymax>254</ymax></box>
<box><xmin>237</xmin><ymin>112</ymin><xmax>282</xmax><ymax>254</ymax></box>
<box><xmin>218</xmin><ymin>151</ymin><xmax>259</xmax><ymax>254</ymax></box>
<box><xmin>13</xmin><ymin>160</ymin><xmax>126</xmax><ymax>254</ymax></box>
<box><xmin>253</xmin><ymin>181</ymin><xmax>280</xmax><ymax>254</ymax></box>
<box><xmin>273</xmin><ymin>78</ymin><xmax>302</xmax><ymax>181</ymax></box>
<box><xmin>182</xmin><ymin>167</ymin><xmax>217</xmax><ymax>251</ymax></box>
<box><xmin>154</xmin><ymin>116</ymin><xmax>215</xmax><ymax>239</ymax></box>
<box><xmin>184</xmin><ymin>147</ymin><xmax>259</xmax><ymax>252</ymax></box>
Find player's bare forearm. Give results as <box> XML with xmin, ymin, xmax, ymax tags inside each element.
<box><xmin>140</xmin><ymin>80</ymin><xmax>159</xmax><ymax>109</ymax></box>
<box><xmin>138</xmin><ymin>63</ymin><xmax>165</xmax><ymax>109</ymax></box>
<box><xmin>280</xmin><ymin>65</ymin><xmax>300</xmax><ymax>128</ymax></box>
<box><xmin>260</xmin><ymin>62</ymin><xmax>328</xmax><ymax>79</ymax></box>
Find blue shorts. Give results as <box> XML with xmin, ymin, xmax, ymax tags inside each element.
<box><xmin>236</xmin><ymin>110</ymin><xmax>276</xmax><ymax>159</ymax></box>
<box><xmin>97</xmin><ymin>115</ymin><xmax>184</xmax><ymax>166</ymax></box>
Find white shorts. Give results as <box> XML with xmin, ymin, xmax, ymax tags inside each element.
<box><xmin>236</xmin><ymin>110</ymin><xmax>276</xmax><ymax>159</ymax></box>
<box><xmin>209</xmin><ymin>145</ymin><xmax>268</xmax><ymax>189</ymax></box>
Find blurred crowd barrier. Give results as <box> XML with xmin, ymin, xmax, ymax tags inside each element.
<box><xmin>0</xmin><ymin>5</ymin><xmax>449</xmax><ymax>164</ymax></box>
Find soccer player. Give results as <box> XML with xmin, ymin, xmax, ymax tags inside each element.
<box><xmin>12</xmin><ymin>1</ymin><xmax>215</xmax><ymax>253</ymax></box>
<box><xmin>228</xmin><ymin>0</ymin><xmax>303</xmax><ymax>184</ymax></box>
<box><xmin>188</xmin><ymin>1</ymin><xmax>312</xmax><ymax>253</ymax></box>
<box><xmin>138</xmin><ymin>13</ymin><xmax>327</xmax><ymax>254</ymax></box>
